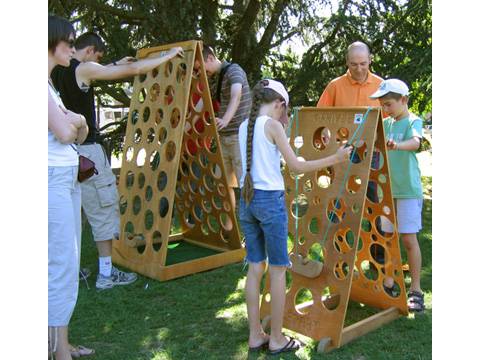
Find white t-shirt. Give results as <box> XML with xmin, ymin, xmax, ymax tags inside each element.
<box><xmin>48</xmin><ymin>83</ymin><xmax>78</xmax><ymax>166</ymax></box>
<box><xmin>239</xmin><ymin>115</ymin><xmax>284</xmax><ymax>191</ymax></box>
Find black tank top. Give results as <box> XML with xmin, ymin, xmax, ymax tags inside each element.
<box><xmin>51</xmin><ymin>58</ymin><xmax>97</xmax><ymax>143</ymax></box>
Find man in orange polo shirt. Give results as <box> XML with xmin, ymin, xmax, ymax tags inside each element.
<box><xmin>317</xmin><ymin>41</ymin><xmax>383</xmax><ymax>107</ymax></box>
<box><xmin>318</xmin><ymin>41</ymin><xmax>386</xmax><ymax>262</ymax></box>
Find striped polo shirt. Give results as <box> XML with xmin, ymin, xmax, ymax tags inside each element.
<box><xmin>215</xmin><ymin>61</ymin><xmax>252</xmax><ymax>136</ymax></box>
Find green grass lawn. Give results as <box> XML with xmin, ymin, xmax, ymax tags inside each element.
<box><xmin>70</xmin><ymin>177</ymin><xmax>432</xmax><ymax>359</ymax></box>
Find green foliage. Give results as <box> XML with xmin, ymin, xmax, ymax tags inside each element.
<box><xmin>49</xmin><ymin>0</ymin><xmax>432</xmax><ymax>152</ymax></box>
<box><xmin>290</xmin><ymin>0</ymin><xmax>432</xmax><ymax>114</ymax></box>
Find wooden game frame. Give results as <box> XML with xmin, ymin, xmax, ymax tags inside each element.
<box><xmin>260</xmin><ymin>107</ymin><xmax>408</xmax><ymax>352</ymax></box>
<box><xmin>112</xmin><ymin>40</ymin><xmax>244</xmax><ymax>281</ymax></box>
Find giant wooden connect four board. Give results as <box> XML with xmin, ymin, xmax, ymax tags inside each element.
<box><xmin>260</xmin><ymin>107</ymin><xmax>408</xmax><ymax>352</ymax></box>
<box><xmin>112</xmin><ymin>40</ymin><xmax>245</xmax><ymax>281</ymax></box>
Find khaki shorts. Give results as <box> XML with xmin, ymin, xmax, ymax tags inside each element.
<box><xmin>78</xmin><ymin>144</ymin><xmax>120</xmax><ymax>241</ymax></box>
<box><xmin>219</xmin><ymin>134</ymin><xmax>242</xmax><ymax>188</ymax></box>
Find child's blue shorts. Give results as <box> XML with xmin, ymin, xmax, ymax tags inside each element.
<box><xmin>239</xmin><ymin>189</ymin><xmax>290</xmax><ymax>267</ymax></box>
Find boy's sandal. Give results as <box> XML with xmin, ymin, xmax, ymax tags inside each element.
<box><xmin>269</xmin><ymin>336</ymin><xmax>301</xmax><ymax>355</ymax></box>
<box><xmin>70</xmin><ymin>345</ymin><xmax>95</xmax><ymax>358</ymax></box>
<box><xmin>407</xmin><ymin>291</ymin><xmax>425</xmax><ymax>313</ymax></box>
<box><xmin>383</xmin><ymin>284</ymin><xmax>396</xmax><ymax>297</ymax></box>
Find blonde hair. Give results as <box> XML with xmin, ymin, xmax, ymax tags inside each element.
<box><xmin>241</xmin><ymin>80</ymin><xmax>286</xmax><ymax>205</ymax></box>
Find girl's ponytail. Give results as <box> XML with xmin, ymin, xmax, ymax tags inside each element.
<box><xmin>241</xmin><ymin>81</ymin><xmax>266</xmax><ymax>205</ymax></box>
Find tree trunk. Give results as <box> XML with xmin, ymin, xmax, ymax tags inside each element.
<box><xmin>200</xmin><ymin>0</ymin><xmax>219</xmax><ymax>46</ymax></box>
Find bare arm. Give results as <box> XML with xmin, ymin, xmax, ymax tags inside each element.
<box><xmin>216</xmin><ymin>83</ymin><xmax>242</xmax><ymax>130</ymax></box>
<box><xmin>267</xmin><ymin>119</ymin><xmax>352</xmax><ymax>173</ymax></box>
<box><xmin>76</xmin><ymin>47</ymin><xmax>184</xmax><ymax>84</ymax></box>
<box><xmin>104</xmin><ymin>56</ymin><xmax>136</xmax><ymax>67</ymax></box>
<box><xmin>75</xmin><ymin>120</ymin><xmax>89</xmax><ymax>144</ymax></box>
<box><xmin>387</xmin><ymin>137</ymin><xmax>421</xmax><ymax>151</ymax></box>
<box><xmin>48</xmin><ymin>91</ymin><xmax>89</xmax><ymax>144</ymax></box>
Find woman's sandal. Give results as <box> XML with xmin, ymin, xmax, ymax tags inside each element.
<box><xmin>269</xmin><ymin>336</ymin><xmax>301</xmax><ymax>355</ymax></box>
<box><xmin>70</xmin><ymin>345</ymin><xmax>95</xmax><ymax>358</ymax></box>
<box><xmin>248</xmin><ymin>338</ymin><xmax>269</xmax><ymax>351</ymax></box>
<box><xmin>407</xmin><ymin>291</ymin><xmax>425</xmax><ymax>313</ymax></box>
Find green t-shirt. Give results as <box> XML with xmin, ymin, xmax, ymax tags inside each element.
<box><xmin>384</xmin><ymin>113</ymin><xmax>423</xmax><ymax>199</ymax></box>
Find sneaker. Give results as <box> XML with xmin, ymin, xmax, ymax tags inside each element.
<box><xmin>95</xmin><ymin>266</ymin><xmax>137</xmax><ymax>290</ymax></box>
<box><xmin>111</xmin><ymin>266</ymin><xmax>137</xmax><ymax>285</ymax></box>
<box><xmin>96</xmin><ymin>274</ymin><xmax>114</xmax><ymax>290</ymax></box>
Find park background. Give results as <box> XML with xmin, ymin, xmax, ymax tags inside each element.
<box><xmin>47</xmin><ymin>1</ymin><xmax>432</xmax><ymax>359</ymax></box>
<box><xmin>48</xmin><ymin>0</ymin><xmax>432</xmax><ymax>161</ymax></box>
<box><xmin>13</xmin><ymin>1</ymin><xmax>480</xmax><ymax>359</ymax></box>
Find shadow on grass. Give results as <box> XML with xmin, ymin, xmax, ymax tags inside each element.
<box><xmin>70</xmin><ymin>194</ymin><xmax>431</xmax><ymax>359</ymax></box>
<box><xmin>72</xmin><ymin>223</ymin><xmax>253</xmax><ymax>359</ymax></box>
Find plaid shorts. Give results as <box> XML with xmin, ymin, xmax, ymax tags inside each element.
<box><xmin>219</xmin><ymin>134</ymin><xmax>242</xmax><ymax>188</ymax></box>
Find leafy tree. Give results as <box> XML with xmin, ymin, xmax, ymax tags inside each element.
<box><xmin>289</xmin><ymin>0</ymin><xmax>432</xmax><ymax>114</ymax></box>
<box><xmin>48</xmin><ymin>0</ymin><xmax>431</xmax><ymax>155</ymax></box>
<box><xmin>49</xmin><ymin>0</ymin><xmax>323</xmax><ymax>105</ymax></box>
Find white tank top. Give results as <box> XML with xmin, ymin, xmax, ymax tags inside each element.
<box><xmin>239</xmin><ymin>115</ymin><xmax>284</xmax><ymax>190</ymax></box>
<box><xmin>48</xmin><ymin>83</ymin><xmax>78</xmax><ymax>166</ymax></box>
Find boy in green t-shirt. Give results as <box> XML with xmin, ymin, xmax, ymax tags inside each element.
<box><xmin>370</xmin><ymin>79</ymin><xmax>425</xmax><ymax>313</ymax></box>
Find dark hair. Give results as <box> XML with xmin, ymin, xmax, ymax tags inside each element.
<box><xmin>379</xmin><ymin>92</ymin><xmax>406</xmax><ymax>101</ymax></box>
<box><xmin>74</xmin><ymin>32</ymin><xmax>107</xmax><ymax>53</ymax></box>
<box><xmin>48</xmin><ymin>15</ymin><xmax>75</xmax><ymax>52</ymax></box>
<box><xmin>202</xmin><ymin>44</ymin><xmax>216</xmax><ymax>60</ymax></box>
<box><xmin>241</xmin><ymin>80</ymin><xmax>286</xmax><ymax>205</ymax></box>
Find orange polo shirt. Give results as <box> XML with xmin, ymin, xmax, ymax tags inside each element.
<box><xmin>317</xmin><ymin>70</ymin><xmax>383</xmax><ymax>107</ymax></box>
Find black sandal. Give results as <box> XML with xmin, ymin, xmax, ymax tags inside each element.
<box><xmin>269</xmin><ymin>336</ymin><xmax>301</xmax><ymax>355</ymax></box>
<box><xmin>408</xmin><ymin>291</ymin><xmax>425</xmax><ymax>313</ymax></box>
<box><xmin>248</xmin><ymin>338</ymin><xmax>269</xmax><ymax>351</ymax></box>
<box><xmin>383</xmin><ymin>284</ymin><xmax>397</xmax><ymax>297</ymax></box>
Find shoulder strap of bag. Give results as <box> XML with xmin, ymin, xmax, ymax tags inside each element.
<box><xmin>70</xmin><ymin>144</ymin><xmax>79</xmax><ymax>154</ymax></box>
<box><xmin>215</xmin><ymin>62</ymin><xmax>233</xmax><ymax>102</ymax></box>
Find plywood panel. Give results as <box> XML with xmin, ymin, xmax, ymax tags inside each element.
<box><xmin>260</xmin><ymin>107</ymin><xmax>407</xmax><ymax>350</ymax></box>
<box><xmin>112</xmin><ymin>40</ymin><xmax>244</xmax><ymax>281</ymax></box>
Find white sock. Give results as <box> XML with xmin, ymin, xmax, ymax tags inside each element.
<box><xmin>99</xmin><ymin>256</ymin><xmax>112</xmax><ymax>277</ymax></box>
